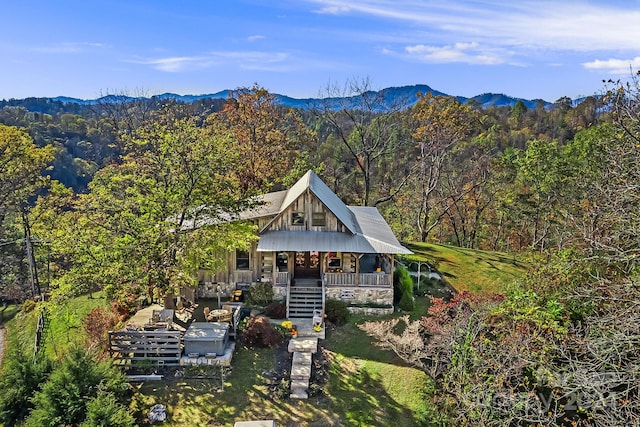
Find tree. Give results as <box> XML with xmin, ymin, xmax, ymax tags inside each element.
<box><xmin>25</xmin><ymin>348</ymin><xmax>130</xmax><ymax>427</ymax></box>
<box><xmin>315</xmin><ymin>77</ymin><xmax>411</xmax><ymax>206</ymax></box>
<box><xmin>0</xmin><ymin>124</ymin><xmax>55</xmax><ymax>225</ymax></box>
<box><xmin>0</xmin><ymin>124</ymin><xmax>55</xmax><ymax>300</ymax></box>
<box><xmin>50</xmin><ymin>108</ymin><xmax>256</xmax><ymax>301</ymax></box>
<box><xmin>208</xmin><ymin>85</ymin><xmax>315</xmax><ymax>194</ymax></box>
<box><xmin>410</xmin><ymin>94</ymin><xmax>479</xmax><ymax>241</ymax></box>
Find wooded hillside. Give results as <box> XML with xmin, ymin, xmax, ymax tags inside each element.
<box><xmin>2</xmin><ymin>75</ymin><xmax>640</xmax><ymax>425</ymax></box>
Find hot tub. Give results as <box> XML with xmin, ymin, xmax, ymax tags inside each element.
<box><xmin>184</xmin><ymin>322</ymin><xmax>229</xmax><ymax>356</ymax></box>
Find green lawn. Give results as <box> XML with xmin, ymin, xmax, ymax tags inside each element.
<box><xmin>402</xmin><ymin>242</ymin><xmax>528</xmax><ymax>295</ymax></box>
<box><xmin>0</xmin><ymin>304</ymin><xmax>19</xmax><ymax>326</ymax></box>
<box><xmin>131</xmin><ymin>304</ymin><xmax>439</xmax><ymax>426</ymax></box>
<box><xmin>2</xmin><ymin>292</ymin><xmax>109</xmax><ymax>363</ymax></box>
<box><xmin>1</xmin><ymin>243</ymin><xmax>528</xmax><ymax>426</ymax></box>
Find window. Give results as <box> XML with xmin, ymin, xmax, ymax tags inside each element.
<box><xmin>236</xmin><ymin>249</ymin><xmax>249</xmax><ymax>270</ymax></box>
<box><xmin>291</xmin><ymin>212</ymin><xmax>305</xmax><ymax>225</ymax></box>
<box><xmin>328</xmin><ymin>257</ymin><xmax>342</xmax><ymax>268</ymax></box>
<box><xmin>276</xmin><ymin>252</ymin><xmax>288</xmax><ymax>270</ymax></box>
<box><xmin>312</xmin><ymin>212</ymin><xmax>326</xmax><ymax>226</ymax></box>
<box><xmin>327</xmin><ymin>252</ymin><xmax>342</xmax><ymax>270</ymax></box>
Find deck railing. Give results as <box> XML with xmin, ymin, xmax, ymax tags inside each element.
<box><xmin>324</xmin><ymin>272</ymin><xmax>391</xmax><ymax>287</ymax></box>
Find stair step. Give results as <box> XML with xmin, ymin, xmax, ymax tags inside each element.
<box><xmin>288</xmin><ymin>303</ymin><xmax>321</xmax><ymax>309</ymax></box>
<box><xmin>291</xmin><ymin>285</ymin><xmax>322</xmax><ymax>290</ymax></box>
<box><xmin>290</xmin><ymin>390</ymin><xmax>308</xmax><ymax>399</ymax></box>
<box><xmin>291</xmin><ymin>378</ymin><xmax>309</xmax><ymax>390</ymax></box>
<box><xmin>293</xmin><ymin>351</ymin><xmax>312</xmax><ymax>364</ymax></box>
<box><xmin>288</xmin><ymin>337</ymin><xmax>318</xmax><ymax>353</ymax></box>
<box><xmin>291</xmin><ymin>363</ymin><xmax>311</xmax><ymax>380</ymax></box>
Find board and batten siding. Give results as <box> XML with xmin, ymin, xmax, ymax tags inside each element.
<box><xmin>268</xmin><ymin>192</ymin><xmax>347</xmax><ymax>233</ymax></box>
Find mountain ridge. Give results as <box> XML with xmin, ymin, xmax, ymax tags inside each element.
<box><xmin>5</xmin><ymin>84</ymin><xmax>559</xmax><ymax>111</ymax></box>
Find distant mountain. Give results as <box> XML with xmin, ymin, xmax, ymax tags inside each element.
<box><xmin>466</xmin><ymin>93</ymin><xmax>549</xmax><ymax>109</ymax></box>
<box><xmin>11</xmin><ymin>84</ymin><xmax>554</xmax><ymax>111</ymax></box>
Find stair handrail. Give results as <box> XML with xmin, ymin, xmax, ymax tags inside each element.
<box><xmin>286</xmin><ymin>276</ymin><xmax>292</xmax><ymax>318</ymax></box>
<box><xmin>321</xmin><ymin>275</ymin><xmax>326</xmax><ymax>324</ymax></box>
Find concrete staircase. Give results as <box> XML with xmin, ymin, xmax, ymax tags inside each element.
<box><xmin>288</xmin><ymin>336</ymin><xmax>318</xmax><ymax>399</ymax></box>
<box><xmin>288</xmin><ymin>283</ymin><xmax>322</xmax><ymax>318</ymax></box>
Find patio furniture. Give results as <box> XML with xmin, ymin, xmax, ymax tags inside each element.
<box><xmin>208</xmin><ymin>308</ymin><xmax>231</xmax><ymax>322</ymax></box>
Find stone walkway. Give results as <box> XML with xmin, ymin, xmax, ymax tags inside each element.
<box><xmin>287</xmin><ymin>318</ymin><xmax>323</xmax><ymax>399</ymax></box>
<box><xmin>288</xmin><ymin>337</ymin><xmax>318</xmax><ymax>399</ymax></box>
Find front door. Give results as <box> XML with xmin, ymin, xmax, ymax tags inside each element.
<box><xmin>294</xmin><ymin>251</ymin><xmax>320</xmax><ymax>278</ymax></box>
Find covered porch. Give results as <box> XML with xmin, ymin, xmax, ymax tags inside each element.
<box><xmin>258</xmin><ymin>250</ymin><xmax>394</xmax><ymax>288</ymax></box>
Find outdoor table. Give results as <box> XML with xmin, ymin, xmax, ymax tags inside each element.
<box><xmin>208</xmin><ymin>309</ymin><xmax>230</xmax><ymax>321</ymax></box>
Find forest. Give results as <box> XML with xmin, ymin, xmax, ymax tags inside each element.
<box><xmin>1</xmin><ymin>76</ymin><xmax>639</xmax><ymax>425</ymax></box>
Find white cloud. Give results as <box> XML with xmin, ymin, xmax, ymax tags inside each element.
<box><xmin>315</xmin><ymin>4</ymin><xmax>353</xmax><ymax>14</ymax></box>
<box><xmin>129</xmin><ymin>51</ymin><xmax>292</xmax><ymax>73</ymax></box>
<box><xmin>582</xmin><ymin>57</ymin><xmax>640</xmax><ymax>75</ymax></box>
<box><xmin>248</xmin><ymin>35</ymin><xmax>265</xmax><ymax>42</ymax></box>
<box><xmin>31</xmin><ymin>42</ymin><xmax>108</xmax><ymax>54</ymax></box>
<box><xmin>305</xmin><ymin>1</ymin><xmax>640</xmax><ymax>53</ymax></box>
<box><xmin>142</xmin><ymin>56</ymin><xmax>211</xmax><ymax>72</ymax></box>
<box><xmin>403</xmin><ymin>42</ymin><xmax>506</xmax><ymax>65</ymax></box>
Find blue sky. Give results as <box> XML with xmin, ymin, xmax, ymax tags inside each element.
<box><xmin>3</xmin><ymin>0</ymin><xmax>640</xmax><ymax>101</ymax></box>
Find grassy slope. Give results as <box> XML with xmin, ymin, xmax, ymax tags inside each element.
<box><xmin>4</xmin><ymin>293</ymin><xmax>108</xmax><ymax>360</ymax></box>
<box><xmin>2</xmin><ymin>244</ymin><xmax>526</xmax><ymax>426</ymax></box>
<box><xmin>403</xmin><ymin>242</ymin><xmax>528</xmax><ymax>294</ymax></box>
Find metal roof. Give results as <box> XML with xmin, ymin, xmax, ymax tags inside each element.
<box><xmin>349</xmin><ymin>206</ymin><xmax>412</xmax><ymax>254</ymax></box>
<box><xmin>264</xmin><ymin>170</ymin><xmax>359</xmax><ymax>235</ymax></box>
<box><xmin>191</xmin><ymin>170</ymin><xmax>411</xmax><ymax>255</ymax></box>
<box><xmin>257</xmin><ymin>206</ymin><xmax>411</xmax><ymax>254</ymax></box>
<box><xmin>257</xmin><ymin>230</ymin><xmax>374</xmax><ymax>252</ymax></box>
<box><xmin>237</xmin><ymin>190</ymin><xmax>287</xmax><ymax>220</ymax></box>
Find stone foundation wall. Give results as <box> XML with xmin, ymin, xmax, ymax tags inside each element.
<box><xmin>273</xmin><ymin>285</ymin><xmax>287</xmax><ymax>301</ymax></box>
<box><xmin>347</xmin><ymin>306</ymin><xmax>394</xmax><ymax>316</ymax></box>
<box><xmin>198</xmin><ymin>282</ymin><xmax>235</xmax><ymax>299</ymax></box>
<box><xmin>326</xmin><ymin>286</ymin><xmax>393</xmax><ymax>307</ymax></box>
<box><xmin>199</xmin><ymin>282</ymin><xmax>288</xmax><ymax>302</ymax></box>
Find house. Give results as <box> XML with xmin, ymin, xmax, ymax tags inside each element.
<box><xmin>197</xmin><ymin>170</ymin><xmax>411</xmax><ymax>317</ymax></box>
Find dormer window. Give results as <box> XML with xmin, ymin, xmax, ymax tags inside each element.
<box><xmin>291</xmin><ymin>212</ymin><xmax>305</xmax><ymax>225</ymax></box>
<box><xmin>312</xmin><ymin>212</ymin><xmax>326</xmax><ymax>226</ymax></box>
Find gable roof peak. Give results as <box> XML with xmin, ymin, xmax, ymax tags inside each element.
<box><xmin>269</xmin><ymin>170</ymin><xmax>359</xmax><ymax>235</ymax></box>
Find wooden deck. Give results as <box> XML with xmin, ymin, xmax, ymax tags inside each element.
<box><xmin>108</xmin><ymin>329</ymin><xmax>183</xmax><ymax>366</ymax></box>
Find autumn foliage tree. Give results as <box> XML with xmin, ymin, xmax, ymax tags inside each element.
<box><xmin>410</xmin><ymin>94</ymin><xmax>479</xmax><ymax>241</ymax></box>
<box><xmin>208</xmin><ymin>85</ymin><xmax>315</xmax><ymax>194</ymax></box>
<box><xmin>49</xmin><ymin>106</ymin><xmax>256</xmax><ymax>302</ymax></box>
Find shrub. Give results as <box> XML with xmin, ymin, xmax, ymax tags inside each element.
<box><xmin>0</xmin><ymin>348</ymin><xmax>52</xmax><ymax>426</ymax></box>
<box><xmin>240</xmin><ymin>316</ymin><xmax>283</xmax><ymax>348</ymax></box>
<box><xmin>84</xmin><ymin>307</ymin><xmax>119</xmax><ymax>350</ymax></box>
<box><xmin>80</xmin><ymin>390</ymin><xmax>135</xmax><ymax>427</ymax></box>
<box><xmin>25</xmin><ymin>347</ymin><xmax>129</xmax><ymax>427</ymax></box>
<box><xmin>20</xmin><ymin>299</ymin><xmax>36</xmax><ymax>313</ymax></box>
<box><xmin>324</xmin><ymin>299</ymin><xmax>349</xmax><ymax>326</ymax></box>
<box><xmin>110</xmin><ymin>290</ymin><xmax>141</xmax><ymax>320</ymax></box>
<box><xmin>393</xmin><ymin>265</ymin><xmax>413</xmax><ymax>304</ymax></box>
<box><xmin>398</xmin><ymin>291</ymin><xmax>415</xmax><ymax>312</ymax></box>
<box><xmin>265</xmin><ymin>301</ymin><xmax>287</xmax><ymax>319</ymax></box>
<box><xmin>247</xmin><ymin>282</ymin><xmax>274</xmax><ymax>306</ymax></box>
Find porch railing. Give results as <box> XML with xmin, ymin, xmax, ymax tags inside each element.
<box><xmin>324</xmin><ymin>272</ymin><xmax>392</xmax><ymax>287</ymax></box>
<box><xmin>359</xmin><ymin>273</ymin><xmax>391</xmax><ymax>286</ymax></box>
<box><xmin>276</xmin><ymin>271</ymin><xmax>289</xmax><ymax>285</ymax></box>
<box><xmin>233</xmin><ymin>271</ymin><xmax>254</xmax><ymax>283</ymax></box>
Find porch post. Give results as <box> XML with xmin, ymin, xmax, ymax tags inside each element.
<box><xmin>355</xmin><ymin>254</ymin><xmax>361</xmax><ymax>287</ymax></box>
<box><xmin>271</xmin><ymin>251</ymin><xmax>276</xmax><ymax>284</ymax></box>
<box><xmin>390</xmin><ymin>255</ymin><xmax>395</xmax><ymax>286</ymax></box>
